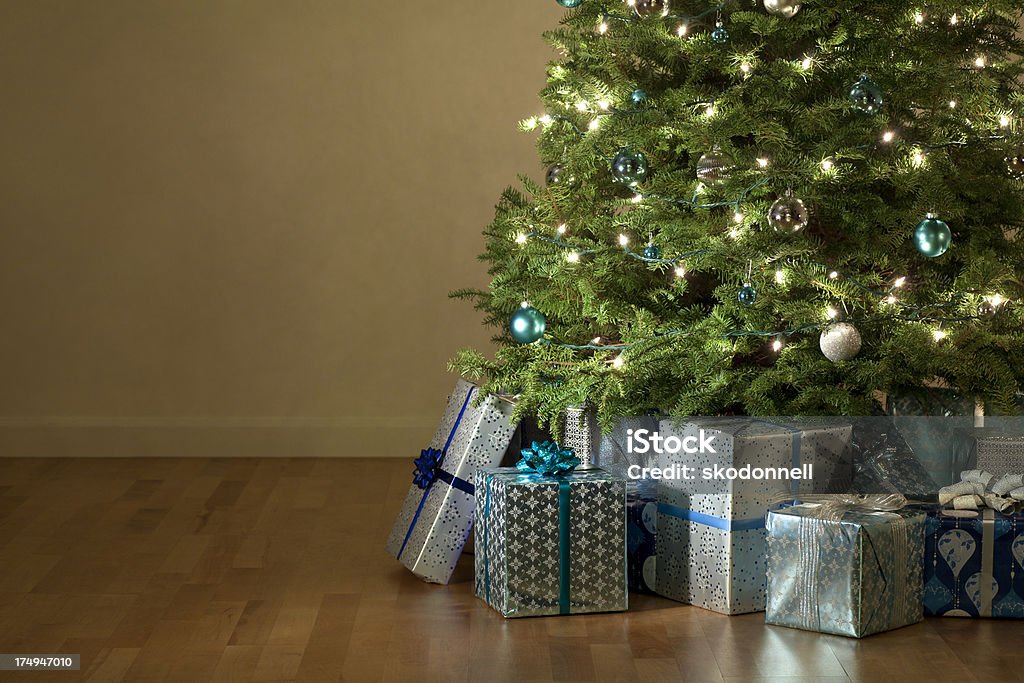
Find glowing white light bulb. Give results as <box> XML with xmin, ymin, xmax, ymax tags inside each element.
<box><xmin>539</xmin><ymin>114</ymin><xmax>553</xmax><ymax>126</ymax></box>
<box><xmin>631</xmin><ymin>193</ymin><xmax>644</xmax><ymax>204</ymax></box>
<box><xmin>705</xmin><ymin>103</ymin><xmax>716</xmax><ymax>117</ymax></box>
<box><xmin>882</xmin><ymin>131</ymin><xmax>896</xmax><ymax>143</ymax></box>
<box><xmin>827</xmin><ymin>307</ymin><xmax>839</xmax><ymax>319</ymax></box>
<box><xmin>598</xmin><ymin>21</ymin><xmax>609</xmax><ymax>35</ymax></box>
<box><xmin>911</xmin><ymin>150</ymin><xmax>925</xmax><ymax>167</ymax></box>
<box><xmin>801</xmin><ymin>56</ymin><xmax>813</xmax><ymax>70</ymax></box>
<box><xmin>588</xmin><ymin>119</ymin><xmax>600</xmax><ymax>131</ymax></box>
<box><xmin>740</xmin><ymin>62</ymin><xmax>752</xmax><ymax>75</ymax></box>
<box><xmin>557</xmin><ymin>223</ymin><xmax>567</xmax><ymax>235</ymax></box>
<box><xmin>829</xmin><ymin>271</ymin><xmax>839</xmax><ymax>279</ymax></box>
<box><xmin>611</xmin><ymin>355</ymin><xmax>625</xmax><ymax>369</ymax></box>
<box><xmin>733</xmin><ymin>211</ymin><xmax>745</xmax><ymax>224</ymax></box>
<box><xmin>775</xmin><ymin>270</ymin><xmax>786</xmax><ymax>284</ymax></box>
<box><xmin>618</xmin><ymin>233</ymin><xmax>630</xmax><ymax>247</ymax></box>
<box><xmin>990</xmin><ymin>294</ymin><xmax>1006</xmax><ymax>307</ymax></box>
<box><xmin>591</xmin><ymin>337</ymin><xmax>602</xmax><ymax>345</ymax></box>
<box><xmin>772</xmin><ymin>339</ymin><xmax>783</xmax><ymax>352</ymax></box>
<box><xmin>950</xmin><ymin>13</ymin><xmax>959</xmax><ymax>25</ymax></box>
<box><xmin>975</xmin><ymin>55</ymin><xmax>987</xmax><ymax>69</ymax></box>
<box><xmin>575</xmin><ymin>100</ymin><xmax>589</xmax><ymax>112</ymax></box>
<box><xmin>913</xmin><ymin>11</ymin><xmax>924</xmax><ymax>25</ymax></box>
<box><xmin>756</xmin><ymin>157</ymin><xmax>770</xmax><ymax>168</ymax></box>
<box><xmin>894</xmin><ymin>276</ymin><xmax>907</xmax><ymax>288</ymax></box>
<box><xmin>566</xmin><ymin>251</ymin><xmax>580</xmax><ymax>263</ymax></box>
<box><xmin>515</xmin><ymin>232</ymin><xmax>528</xmax><ymax>245</ymax></box>
<box><xmin>821</xmin><ymin>158</ymin><xmax>835</xmax><ymax>172</ymax></box>
<box><xmin>1000</xmin><ymin>114</ymin><xmax>1012</xmax><ymax>128</ymax></box>
<box><xmin>677</xmin><ymin>24</ymin><xmax>688</xmax><ymax>37</ymax></box>
<box><xmin>949</xmin><ymin>100</ymin><xmax>957</xmax><ymax>109</ymax></box>
<box><xmin>933</xmin><ymin>329</ymin><xmax>947</xmax><ymax>342</ymax></box>
<box><xmin>675</xmin><ymin>265</ymin><xmax>687</xmax><ymax>278</ymax></box>
<box><xmin>597</xmin><ymin>99</ymin><xmax>611</xmax><ymax>111</ymax></box>
<box><xmin>524</xmin><ymin>117</ymin><xmax>538</xmax><ymax>130</ymax></box>
<box><xmin>886</xmin><ymin>294</ymin><xmax>898</xmax><ymax>305</ymax></box>
<box><xmin>728</xmin><ymin>227</ymin><xmax>741</xmax><ymax>239</ymax></box>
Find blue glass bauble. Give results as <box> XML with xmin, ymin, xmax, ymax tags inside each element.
<box><xmin>711</xmin><ymin>24</ymin><xmax>729</xmax><ymax>43</ymax></box>
<box><xmin>644</xmin><ymin>245</ymin><xmax>662</xmax><ymax>260</ymax></box>
<box><xmin>914</xmin><ymin>215</ymin><xmax>952</xmax><ymax>258</ymax></box>
<box><xmin>849</xmin><ymin>75</ymin><xmax>884</xmax><ymax>115</ymax></box>
<box><xmin>510</xmin><ymin>306</ymin><xmax>547</xmax><ymax>344</ymax></box>
<box><xmin>555</xmin><ymin>0</ymin><xmax>583</xmax><ymax>7</ymax></box>
<box><xmin>630</xmin><ymin>88</ymin><xmax>648</xmax><ymax>105</ymax></box>
<box><xmin>611</xmin><ymin>148</ymin><xmax>649</xmax><ymax>186</ymax></box>
<box><xmin>738</xmin><ymin>285</ymin><xmax>758</xmax><ymax>306</ymax></box>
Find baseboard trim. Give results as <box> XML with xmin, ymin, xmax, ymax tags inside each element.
<box><xmin>0</xmin><ymin>415</ymin><xmax>439</xmax><ymax>458</ymax></box>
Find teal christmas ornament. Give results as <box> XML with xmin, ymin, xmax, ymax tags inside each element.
<box><xmin>914</xmin><ymin>214</ymin><xmax>952</xmax><ymax>257</ymax></box>
<box><xmin>644</xmin><ymin>245</ymin><xmax>662</xmax><ymax>260</ymax></box>
<box><xmin>611</xmin><ymin>148</ymin><xmax>649</xmax><ymax>186</ymax></box>
<box><xmin>849</xmin><ymin>75</ymin><xmax>884</xmax><ymax>115</ymax></box>
<box><xmin>556</xmin><ymin>0</ymin><xmax>583</xmax><ymax>6</ymax></box>
<box><xmin>738</xmin><ymin>285</ymin><xmax>757</xmax><ymax>305</ymax></box>
<box><xmin>630</xmin><ymin>88</ymin><xmax>648</xmax><ymax>105</ymax></box>
<box><xmin>711</xmin><ymin>22</ymin><xmax>729</xmax><ymax>43</ymax></box>
<box><xmin>510</xmin><ymin>305</ymin><xmax>547</xmax><ymax>343</ymax></box>
<box><xmin>517</xmin><ymin>440</ymin><xmax>581</xmax><ymax>477</ymax></box>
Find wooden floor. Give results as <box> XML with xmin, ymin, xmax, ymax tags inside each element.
<box><xmin>0</xmin><ymin>458</ymin><xmax>1022</xmax><ymax>683</ymax></box>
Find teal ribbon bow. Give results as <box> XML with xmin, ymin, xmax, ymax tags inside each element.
<box><xmin>516</xmin><ymin>440</ymin><xmax>581</xmax><ymax>477</ymax></box>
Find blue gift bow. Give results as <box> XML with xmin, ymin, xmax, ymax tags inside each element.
<box><xmin>484</xmin><ymin>451</ymin><xmax>581</xmax><ymax>616</ymax></box>
<box><xmin>397</xmin><ymin>386</ymin><xmax>477</xmax><ymax>561</ymax></box>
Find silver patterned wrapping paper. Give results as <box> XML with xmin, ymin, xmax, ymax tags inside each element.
<box><xmin>385</xmin><ymin>379</ymin><xmax>517</xmax><ymax>584</ymax></box>
<box><xmin>766</xmin><ymin>505</ymin><xmax>925</xmax><ymax>638</ymax></box>
<box><xmin>975</xmin><ymin>435</ymin><xmax>1024</xmax><ymax>479</ymax></box>
<box><xmin>655</xmin><ymin>418</ymin><xmax>853</xmax><ymax>615</ymax></box>
<box><xmin>474</xmin><ymin>466</ymin><xmax>628</xmax><ymax>618</ymax></box>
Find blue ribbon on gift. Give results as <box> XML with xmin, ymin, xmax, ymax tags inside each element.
<box><xmin>397</xmin><ymin>386</ymin><xmax>477</xmax><ymax>561</ymax></box>
<box><xmin>484</xmin><ymin>442</ymin><xmax>580</xmax><ymax>615</ymax></box>
<box><xmin>656</xmin><ymin>420</ymin><xmax>806</xmax><ymax>532</ymax></box>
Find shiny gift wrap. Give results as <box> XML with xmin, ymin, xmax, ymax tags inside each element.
<box><xmin>766</xmin><ymin>504</ymin><xmax>925</xmax><ymax>638</ymax></box>
<box><xmin>923</xmin><ymin>509</ymin><xmax>1024</xmax><ymax>618</ymax></box>
<box><xmin>655</xmin><ymin>418</ymin><xmax>853</xmax><ymax>614</ymax></box>
<box><xmin>474</xmin><ymin>466</ymin><xmax>628</xmax><ymax>618</ymax></box>
<box><xmin>385</xmin><ymin>379</ymin><xmax>517</xmax><ymax>583</ymax></box>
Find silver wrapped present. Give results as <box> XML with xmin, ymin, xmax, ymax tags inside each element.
<box><xmin>766</xmin><ymin>502</ymin><xmax>925</xmax><ymax>638</ymax></box>
<box><xmin>973</xmin><ymin>433</ymin><xmax>1024</xmax><ymax>479</ymax></box>
<box><xmin>655</xmin><ymin>418</ymin><xmax>853</xmax><ymax>614</ymax></box>
<box><xmin>385</xmin><ymin>379</ymin><xmax>517</xmax><ymax>583</ymax></box>
<box><xmin>474</xmin><ymin>466</ymin><xmax>628</xmax><ymax>617</ymax></box>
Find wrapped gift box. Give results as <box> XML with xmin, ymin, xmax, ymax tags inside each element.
<box><xmin>766</xmin><ymin>504</ymin><xmax>926</xmax><ymax>638</ymax></box>
<box><xmin>954</xmin><ymin>428</ymin><xmax>1024</xmax><ymax>479</ymax></box>
<box><xmin>474</xmin><ymin>466</ymin><xmax>628</xmax><ymax>618</ymax></box>
<box><xmin>385</xmin><ymin>379</ymin><xmax>517</xmax><ymax>583</ymax></box>
<box><xmin>923</xmin><ymin>508</ymin><xmax>1024</xmax><ymax>618</ymax></box>
<box><xmin>849</xmin><ymin>422</ymin><xmax>940</xmax><ymax>500</ymax></box>
<box><xmin>587</xmin><ymin>414</ymin><xmax>660</xmax><ymax>594</ymax></box>
<box><xmin>655</xmin><ymin>418</ymin><xmax>853</xmax><ymax>615</ymax></box>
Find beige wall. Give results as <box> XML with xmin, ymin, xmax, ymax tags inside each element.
<box><xmin>0</xmin><ymin>1</ymin><xmax>560</xmax><ymax>457</ymax></box>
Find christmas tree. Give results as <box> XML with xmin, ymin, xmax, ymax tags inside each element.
<box><xmin>451</xmin><ymin>0</ymin><xmax>1024</xmax><ymax>430</ymax></box>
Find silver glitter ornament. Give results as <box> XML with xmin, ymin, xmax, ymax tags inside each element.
<box><xmin>764</xmin><ymin>0</ymin><xmax>801</xmax><ymax>18</ymax></box>
<box><xmin>696</xmin><ymin>148</ymin><xmax>733</xmax><ymax>184</ymax></box>
<box><xmin>819</xmin><ymin>322</ymin><xmax>862</xmax><ymax>362</ymax></box>
<box><xmin>1006</xmin><ymin>148</ymin><xmax>1024</xmax><ymax>180</ymax></box>
<box><xmin>768</xmin><ymin>194</ymin><xmax>809</xmax><ymax>232</ymax></box>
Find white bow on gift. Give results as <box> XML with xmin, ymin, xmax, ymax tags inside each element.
<box><xmin>939</xmin><ymin>470</ymin><xmax>1024</xmax><ymax>512</ymax></box>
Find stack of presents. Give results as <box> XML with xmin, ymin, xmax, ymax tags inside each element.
<box><xmin>386</xmin><ymin>379</ymin><xmax>1024</xmax><ymax>635</ymax></box>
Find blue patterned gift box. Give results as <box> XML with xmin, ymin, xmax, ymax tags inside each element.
<box><xmin>923</xmin><ymin>508</ymin><xmax>1024</xmax><ymax>618</ymax></box>
<box><xmin>474</xmin><ymin>458</ymin><xmax>628</xmax><ymax>618</ymax></box>
<box><xmin>655</xmin><ymin>418</ymin><xmax>853</xmax><ymax>615</ymax></box>
<box><xmin>385</xmin><ymin>379</ymin><xmax>517</xmax><ymax>584</ymax></box>
<box><xmin>766</xmin><ymin>504</ymin><xmax>926</xmax><ymax>638</ymax></box>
